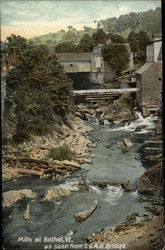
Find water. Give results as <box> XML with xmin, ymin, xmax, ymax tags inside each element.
<box><xmin>2</xmin><ymin>112</ymin><xmax>156</xmax><ymax>249</ymax></box>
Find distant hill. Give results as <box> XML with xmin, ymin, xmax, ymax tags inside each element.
<box><xmin>97</xmin><ymin>7</ymin><xmax>161</xmax><ymax>38</ymax></box>
<box><xmin>30</xmin><ymin>7</ymin><xmax>161</xmax><ymax>44</ymax></box>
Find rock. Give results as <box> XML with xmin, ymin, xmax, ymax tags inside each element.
<box><xmin>116</xmin><ymin>139</ymin><xmax>132</xmax><ymax>149</ymax></box>
<box><xmin>93</xmin><ymin>180</ymin><xmax>107</xmax><ymax>189</ymax></box>
<box><xmin>126</xmin><ymin>212</ymin><xmax>139</xmax><ymax>224</ymax></box>
<box><xmin>84</xmin><ymin>158</ymin><xmax>92</xmax><ymax>164</ymax></box>
<box><xmin>62</xmin><ymin>160</ymin><xmax>80</xmax><ymax>168</ymax></box>
<box><xmin>30</xmin><ymin>146</ymin><xmax>40</xmax><ymax>156</ymax></box>
<box><xmin>43</xmin><ymin>186</ymin><xmax>71</xmax><ymax>201</ymax></box>
<box><xmin>116</xmin><ymin>141</ymin><xmax>124</xmax><ymax>149</ymax></box>
<box><xmin>113</xmin><ymin>119</ymin><xmax>123</xmax><ymax>125</ymax></box>
<box><xmin>123</xmin><ymin>139</ymin><xmax>133</xmax><ymax>148</ymax></box>
<box><xmin>137</xmin><ymin>163</ymin><xmax>163</xmax><ymax>196</ymax></box>
<box><xmin>91</xmin><ymin>154</ymin><xmax>96</xmax><ymax>158</ymax></box>
<box><xmin>75</xmin><ymin>203</ymin><xmax>97</xmax><ymax>222</ymax></box>
<box><xmin>2</xmin><ymin>189</ymin><xmax>37</xmax><ymax>208</ymax></box>
<box><xmin>121</xmin><ymin>179</ymin><xmax>131</xmax><ymax>191</ymax></box>
<box><xmin>88</xmin><ymin>143</ymin><xmax>97</xmax><ymax>148</ymax></box>
<box><xmin>54</xmin><ymin>174</ymin><xmax>65</xmax><ymax>182</ymax></box>
<box><xmin>24</xmin><ymin>204</ymin><xmax>30</xmax><ymax>221</ymax></box>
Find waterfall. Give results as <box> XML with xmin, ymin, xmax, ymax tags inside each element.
<box><xmin>87</xmin><ymin>116</ymin><xmax>100</xmax><ymax>125</ymax></box>
<box><xmin>110</xmin><ymin>110</ymin><xmax>158</xmax><ymax>133</ymax></box>
<box><xmin>103</xmin><ymin>119</ymin><xmax>109</xmax><ymax>126</ymax></box>
<box><xmin>1</xmin><ymin>78</ymin><xmax>6</xmax><ymax>123</ymax></box>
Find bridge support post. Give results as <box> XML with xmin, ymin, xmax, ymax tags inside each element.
<box><xmin>89</xmin><ymin>72</ymin><xmax>104</xmax><ymax>85</ymax></box>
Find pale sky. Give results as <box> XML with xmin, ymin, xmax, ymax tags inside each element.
<box><xmin>1</xmin><ymin>0</ymin><xmax>161</xmax><ymax>41</ymax></box>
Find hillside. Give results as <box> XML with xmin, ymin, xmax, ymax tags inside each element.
<box><xmin>30</xmin><ymin>7</ymin><xmax>161</xmax><ymax>44</ymax></box>
<box><xmin>97</xmin><ymin>7</ymin><xmax>161</xmax><ymax>38</ymax></box>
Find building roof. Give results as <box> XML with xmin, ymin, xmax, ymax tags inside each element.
<box><xmin>55</xmin><ymin>53</ymin><xmax>92</xmax><ymax>62</ymax></box>
<box><xmin>136</xmin><ymin>63</ymin><xmax>152</xmax><ymax>74</ymax></box>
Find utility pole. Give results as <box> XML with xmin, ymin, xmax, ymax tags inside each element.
<box><xmin>11</xmin><ymin>45</ymin><xmax>17</xmax><ymax>65</ymax></box>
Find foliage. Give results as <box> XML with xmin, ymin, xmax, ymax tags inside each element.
<box><xmin>128</xmin><ymin>30</ymin><xmax>150</xmax><ymax>62</ymax></box>
<box><xmin>92</xmin><ymin>29</ymin><xmax>107</xmax><ymax>46</ymax></box>
<box><xmin>107</xmin><ymin>33</ymin><xmax>126</xmax><ymax>43</ymax></box>
<box><xmin>97</xmin><ymin>7</ymin><xmax>161</xmax><ymax>37</ymax></box>
<box><xmin>6</xmin><ymin>34</ymin><xmax>27</xmax><ymax>55</ymax></box>
<box><xmin>48</xmin><ymin>144</ymin><xmax>75</xmax><ymax>161</ymax></box>
<box><xmin>55</xmin><ymin>41</ymin><xmax>79</xmax><ymax>53</ymax></box>
<box><xmin>6</xmin><ymin>36</ymin><xmax>73</xmax><ymax>142</ymax></box>
<box><xmin>103</xmin><ymin>44</ymin><xmax>129</xmax><ymax>74</ymax></box>
<box><xmin>78</xmin><ymin>34</ymin><xmax>94</xmax><ymax>52</ymax></box>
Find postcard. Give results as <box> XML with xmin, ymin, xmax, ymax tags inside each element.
<box><xmin>1</xmin><ymin>1</ymin><xmax>163</xmax><ymax>249</ymax></box>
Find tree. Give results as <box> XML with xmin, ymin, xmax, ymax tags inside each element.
<box><xmin>128</xmin><ymin>31</ymin><xmax>138</xmax><ymax>53</ymax></box>
<box><xmin>78</xmin><ymin>34</ymin><xmax>93</xmax><ymax>52</ymax></box>
<box><xmin>83</xmin><ymin>26</ymin><xmax>94</xmax><ymax>36</ymax></box>
<box><xmin>136</xmin><ymin>30</ymin><xmax>150</xmax><ymax>62</ymax></box>
<box><xmin>55</xmin><ymin>41</ymin><xmax>79</xmax><ymax>53</ymax></box>
<box><xmin>107</xmin><ymin>33</ymin><xmax>125</xmax><ymax>43</ymax></box>
<box><xmin>6</xmin><ymin>42</ymin><xmax>73</xmax><ymax>142</ymax></box>
<box><xmin>103</xmin><ymin>44</ymin><xmax>129</xmax><ymax>74</ymax></box>
<box><xmin>62</xmin><ymin>30</ymin><xmax>77</xmax><ymax>42</ymax></box>
<box><xmin>128</xmin><ymin>30</ymin><xmax>150</xmax><ymax>62</ymax></box>
<box><xmin>92</xmin><ymin>29</ymin><xmax>107</xmax><ymax>46</ymax></box>
<box><xmin>6</xmin><ymin>34</ymin><xmax>27</xmax><ymax>55</ymax></box>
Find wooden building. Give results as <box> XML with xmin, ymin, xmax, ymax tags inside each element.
<box><xmin>136</xmin><ymin>37</ymin><xmax>162</xmax><ymax>116</ymax></box>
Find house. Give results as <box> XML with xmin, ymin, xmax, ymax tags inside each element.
<box><xmin>136</xmin><ymin>36</ymin><xmax>162</xmax><ymax>116</ymax></box>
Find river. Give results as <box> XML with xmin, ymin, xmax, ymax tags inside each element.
<box><xmin>2</xmin><ymin>112</ymin><xmax>157</xmax><ymax>250</ymax></box>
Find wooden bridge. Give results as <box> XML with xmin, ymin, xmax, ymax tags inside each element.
<box><xmin>73</xmin><ymin>88</ymin><xmax>139</xmax><ymax>103</ymax></box>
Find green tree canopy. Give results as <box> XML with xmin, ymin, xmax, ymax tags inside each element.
<box><xmin>107</xmin><ymin>33</ymin><xmax>125</xmax><ymax>43</ymax></box>
<box><xmin>92</xmin><ymin>29</ymin><xmax>107</xmax><ymax>46</ymax></box>
<box><xmin>128</xmin><ymin>30</ymin><xmax>150</xmax><ymax>62</ymax></box>
<box><xmin>78</xmin><ymin>34</ymin><xmax>93</xmax><ymax>52</ymax></box>
<box><xmin>6</xmin><ymin>34</ymin><xmax>27</xmax><ymax>55</ymax></box>
<box><xmin>103</xmin><ymin>44</ymin><xmax>129</xmax><ymax>74</ymax></box>
<box><xmin>55</xmin><ymin>41</ymin><xmax>79</xmax><ymax>53</ymax></box>
<box><xmin>6</xmin><ymin>39</ymin><xmax>73</xmax><ymax>142</ymax></box>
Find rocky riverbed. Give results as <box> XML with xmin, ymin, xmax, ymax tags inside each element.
<box><xmin>2</xmin><ymin>114</ymin><xmax>93</xmax><ymax>181</ymax></box>
<box><xmin>2</xmin><ymin>97</ymin><xmax>164</xmax><ymax>250</ymax></box>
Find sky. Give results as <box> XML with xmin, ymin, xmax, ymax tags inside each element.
<box><xmin>1</xmin><ymin>0</ymin><xmax>161</xmax><ymax>41</ymax></box>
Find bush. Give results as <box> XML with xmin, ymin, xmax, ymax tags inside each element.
<box><xmin>48</xmin><ymin>144</ymin><xmax>75</xmax><ymax>161</ymax></box>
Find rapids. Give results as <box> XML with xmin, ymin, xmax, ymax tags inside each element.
<box><xmin>2</xmin><ymin>112</ymin><xmax>157</xmax><ymax>249</ymax></box>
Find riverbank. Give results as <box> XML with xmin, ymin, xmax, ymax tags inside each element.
<box><xmin>2</xmin><ymin>100</ymin><xmax>164</xmax><ymax>250</ymax></box>
<box><xmin>2</xmin><ymin>114</ymin><xmax>93</xmax><ymax>181</ymax></box>
<box><xmin>88</xmin><ymin>211</ymin><xmax>164</xmax><ymax>250</ymax></box>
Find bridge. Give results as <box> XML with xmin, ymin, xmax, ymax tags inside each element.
<box><xmin>56</xmin><ymin>51</ymin><xmax>104</xmax><ymax>85</ymax></box>
<box><xmin>73</xmin><ymin>88</ymin><xmax>138</xmax><ymax>103</ymax></box>
<box><xmin>56</xmin><ymin>44</ymin><xmax>134</xmax><ymax>85</ymax></box>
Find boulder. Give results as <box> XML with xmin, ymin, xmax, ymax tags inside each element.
<box><xmin>116</xmin><ymin>141</ymin><xmax>124</xmax><ymax>149</ymax></box>
<box><xmin>121</xmin><ymin>179</ymin><xmax>131</xmax><ymax>192</ymax></box>
<box><xmin>24</xmin><ymin>204</ymin><xmax>30</xmax><ymax>221</ymax></box>
<box><xmin>75</xmin><ymin>203</ymin><xmax>97</xmax><ymax>222</ymax></box>
<box><xmin>116</xmin><ymin>139</ymin><xmax>132</xmax><ymax>149</ymax></box>
<box><xmin>93</xmin><ymin>180</ymin><xmax>107</xmax><ymax>189</ymax></box>
<box><xmin>123</xmin><ymin>139</ymin><xmax>133</xmax><ymax>148</ymax></box>
<box><xmin>3</xmin><ymin>189</ymin><xmax>37</xmax><ymax>208</ymax></box>
<box><xmin>137</xmin><ymin>163</ymin><xmax>163</xmax><ymax>196</ymax></box>
<box><xmin>43</xmin><ymin>186</ymin><xmax>71</xmax><ymax>201</ymax></box>
<box><xmin>84</xmin><ymin>158</ymin><xmax>92</xmax><ymax>164</ymax></box>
